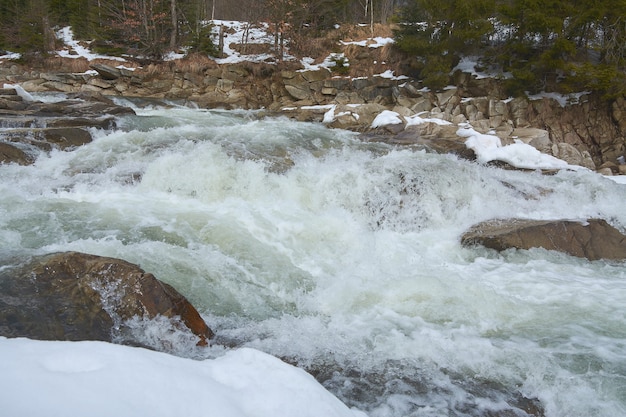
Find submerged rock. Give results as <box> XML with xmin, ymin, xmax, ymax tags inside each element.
<box><xmin>461</xmin><ymin>218</ymin><xmax>626</xmax><ymax>261</ymax></box>
<box><xmin>0</xmin><ymin>252</ymin><xmax>213</xmax><ymax>347</ymax></box>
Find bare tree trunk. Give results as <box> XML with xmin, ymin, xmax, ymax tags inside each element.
<box><xmin>141</xmin><ymin>0</ymin><xmax>149</xmax><ymax>43</ymax></box>
<box><xmin>370</xmin><ymin>0</ymin><xmax>374</xmax><ymax>37</ymax></box>
<box><xmin>42</xmin><ymin>14</ymin><xmax>56</xmax><ymax>52</ymax></box>
<box><xmin>218</xmin><ymin>24</ymin><xmax>224</xmax><ymax>57</ymax></box>
<box><xmin>170</xmin><ymin>0</ymin><xmax>177</xmax><ymax>49</ymax></box>
<box><xmin>241</xmin><ymin>21</ymin><xmax>251</xmax><ymax>54</ymax></box>
<box><xmin>149</xmin><ymin>0</ymin><xmax>156</xmax><ymax>44</ymax></box>
<box><xmin>380</xmin><ymin>0</ymin><xmax>394</xmax><ymax>24</ymax></box>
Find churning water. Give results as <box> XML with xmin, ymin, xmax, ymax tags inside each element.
<box><xmin>1</xmin><ymin>101</ymin><xmax>625</xmax><ymax>417</ymax></box>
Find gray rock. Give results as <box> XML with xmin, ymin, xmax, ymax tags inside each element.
<box><xmin>285</xmin><ymin>84</ymin><xmax>311</xmax><ymax>101</ymax></box>
<box><xmin>90</xmin><ymin>63</ymin><xmax>122</xmax><ymax>80</ymax></box>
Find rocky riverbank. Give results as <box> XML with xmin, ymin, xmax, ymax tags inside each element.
<box><xmin>2</xmin><ymin>60</ymin><xmax>626</xmax><ymax>175</ymax></box>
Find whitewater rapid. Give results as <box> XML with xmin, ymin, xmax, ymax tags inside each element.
<box><xmin>1</xmin><ymin>102</ymin><xmax>625</xmax><ymax>417</ymax></box>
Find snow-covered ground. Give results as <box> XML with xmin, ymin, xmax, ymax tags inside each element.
<box><xmin>340</xmin><ymin>36</ymin><xmax>394</xmax><ymax>48</ymax></box>
<box><xmin>55</xmin><ymin>26</ymin><xmax>126</xmax><ymax>62</ymax></box>
<box><xmin>0</xmin><ymin>337</ymin><xmax>365</xmax><ymax>417</ymax></box>
<box><xmin>0</xmin><ymin>51</ymin><xmax>20</xmax><ymax>60</ymax></box>
<box><xmin>210</xmin><ymin>20</ymin><xmax>287</xmax><ymax>64</ymax></box>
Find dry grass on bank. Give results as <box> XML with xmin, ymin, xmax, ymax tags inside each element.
<box><xmin>333</xmin><ymin>23</ymin><xmax>394</xmax><ymax>42</ymax></box>
<box><xmin>32</xmin><ymin>56</ymin><xmax>141</xmax><ymax>74</ymax></box>
<box><xmin>19</xmin><ymin>56</ymin><xmax>93</xmax><ymax>73</ymax></box>
<box><xmin>143</xmin><ymin>53</ymin><xmax>219</xmax><ymax>77</ymax></box>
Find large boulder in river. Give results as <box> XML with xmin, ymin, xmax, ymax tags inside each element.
<box><xmin>461</xmin><ymin>218</ymin><xmax>626</xmax><ymax>261</ymax></box>
<box><xmin>0</xmin><ymin>252</ymin><xmax>213</xmax><ymax>347</ymax></box>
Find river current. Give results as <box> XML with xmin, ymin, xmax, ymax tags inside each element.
<box><xmin>1</xmin><ymin>100</ymin><xmax>625</xmax><ymax>417</ymax></box>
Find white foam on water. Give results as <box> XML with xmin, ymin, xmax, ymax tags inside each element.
<box><xmin>1</xmin><ymin>106</ymin><xmax>625</xmax><ymax>417</ymax></box>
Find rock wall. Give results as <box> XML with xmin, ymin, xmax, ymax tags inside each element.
<box><xmin>1</xmin><ymin>61</ymin><xmax>625</xmax><ymax>170</ymax></box>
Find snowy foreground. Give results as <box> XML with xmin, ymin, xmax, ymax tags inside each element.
<box><xmin>0</xmin><ymin>337</ymin><xmax>366</xmax><ymax>417</ymax></box>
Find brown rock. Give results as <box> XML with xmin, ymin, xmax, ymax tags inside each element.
<box><xmin>41</xmin><ymin>127</ymin><xmax>93</xmax><ymax>149</ymax></box>
<box><xmin>0</xmin><ymin>142</ymin><xmax>32</xmax><ymax>165</ymax></box>
<box><xmin>0</xmin><ymin>87</ymin><xmax>19</xmax><ymax>95</ymax></box>
<box><xmin>46</xmin><ymin>116</ymin><xmax>115</xmax><ymax>130</ymax></box>
<box><xmin>0</xmin><ymin>97</ymin><xmax>28</xmax><ymax>111</ymax></box>
<box><xmin>0</xmin><ymin>252</ymin><xmax>213</xmax><ymax>347</ymax></box>
<box><xmin>461</xmin><ymin>218</ymin><xmax>626</xmax><ymax>261</ymax></box>
<box><xmin>300</xmin><ymin>68</ymin><xmax>331</xmax><ymax>82</ymax></box>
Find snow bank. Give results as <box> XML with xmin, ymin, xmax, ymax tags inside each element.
<box><xmin>340</xmin><ymin>37</ymin><xmax>394</xmax><ymax>48</ymax></box>
<box><xmin>406</xmin><ymin>113</ymin><xmax>453</xmax><ymax>127</ymax></box>
<box><xmin>458</xmin><ymin>125</ymin><xmax>574</xmax><ymax>170</ymax></box>
<box><xmin>56</xmin><ymin>26</ymin><xmax>126</xmax><ymax>62</ymax></box>
<box><xmin>323</xmin><ymin>105</ymin><xmax>338</xmax><ymax>123</ymax></box>
<box><xmin>0</xmin><ymin>51</ymin><xmax>21</xmax><ymax>60</ymax></box>
<box><xmin>300</xmin><ymin>53</ymin><xmax>349</xmax><ymax>72</ymax></box>
<box><xmin>527</xmin><ymin>91</ymin><xmax>590</xmax><ymax>107</ymax></box>
<box><xmin>0</xmin><ymin>337</ymin><xmax>365</xmax><ymax>417</ymax></box>
<box><xmin>371</xmin><ymin>110</ymin><xmax>403</xmax><ymax>128</ymax></box>
<box><xmin>375</xmin><ymin>70</ymin><xmax>408</xmax><ymax>80</ymax></box>
<box><xmin>211</xmin><ymin>20</ymin><xmax>283</xmax><ymax>64</ymax></box>
<box><xmin>3</xmin><ymin>83</ymin><xmax>35</xmax><ymax>101</ymax></box>
<box><xmin>605</xmin><ymin>175</ymin><xmax>626</xmax><ymax>185</ymax></box>
<box><xmin>452</xmin><ymin>56</ymin><xmax>509</xmax><ymax>80</ymax></box>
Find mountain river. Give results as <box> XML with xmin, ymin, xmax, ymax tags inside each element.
<box><xmin>1</xmin><ymin>99</ymin><xmax>625</xmax><ymax>417</ymax></box>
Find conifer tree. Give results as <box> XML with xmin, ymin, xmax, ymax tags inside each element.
<box><xmin>394</xmin><ymin>0</ymin><xmax>495</xmax><ymax>88</ymax></box>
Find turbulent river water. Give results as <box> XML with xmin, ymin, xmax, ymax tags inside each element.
<box><xmin>1</xmin><ymin>99</ymin><xmax>625</xmax><ymax>417</ymax></box>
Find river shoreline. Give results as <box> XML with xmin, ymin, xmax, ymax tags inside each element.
<box><xmin>2</xmin><ymin>59</ymin><xmax>626</xmax><ymax>178</ymax></box>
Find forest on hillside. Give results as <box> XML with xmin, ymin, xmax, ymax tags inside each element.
<box><xmin>0</xmin><ymin>0</ymin><xmax>400</xmax><ymax>56</ymax></box>
<box><xmin>0</xmin><ymin>0</ymin><xmax>625</xmax><ymax>96</ymax></box>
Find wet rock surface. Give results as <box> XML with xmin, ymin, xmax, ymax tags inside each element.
<box><xmin>0</xmin><ymin>88</ymin><xmax>134</xmax><ymax>164</ymax></box>
<box><xmin>0</xmin><ymin>251</ymin><xmax>213</xmax><ymax>347</ymax></box>
<box><xmin>0</xmin><ymin>141</ymin><xmax>32</xmax><ymax>165</ymax></box>
<box><xmin>461</xmin><ymin>218</ymin><xmax>626</xmax><ymax>261</ymax></box>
